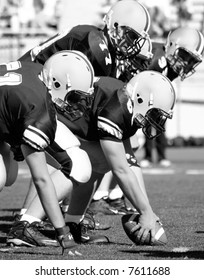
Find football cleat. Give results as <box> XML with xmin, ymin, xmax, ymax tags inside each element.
<box><xmin>88</xmin><ymin>198</ymin><xmax>118</xmax><ymax>215</ymax></box>
<box><xmin>13</xmin><ymin>213</ymin><xmax>22</xmax><ymax>222</ymax></box>
<box><xmin>7</xmin><ymin>220</ymin><xmax>58</xmax><ymax>247</ymax></box>
<box><xmin>82</xmin><ymin>209</ymin><xmax>111</xmax><ymax>230</ymax></box>
<box><xmin>66</xmin><ymin>221</ymin><xmax>110</xmax><ymax>244</ymax></box>
<box><xmin>106</xmin><ymin>197</ymin><xmax>138</xmax><ymax>215</ymax></box>
<box><xmin>140</xmin><ymin>159</ymin><xmax>152</xmax><ymax>168</ymax></box>
<box><xmin>158</xmin><ymin>159</ymin><xmax>171</xmax><ymax>167</ymax></box>
<box><xmin>13</xmin><ymin>213</ymin><xmax>54</xmax><ymax>231</ymax></box>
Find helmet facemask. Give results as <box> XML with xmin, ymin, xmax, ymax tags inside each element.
<box><xmin>127</xmin><ymin>71</ymin><xmax>176</xmax><ymax>140</ymax></box>
<box><xmin>117</xmin><ymin>36</ymin><xmax>153</xmax><ymax>79</ymax></box>
<box><xmin>109</xmin><ymin>24</ymin><xmax>147</xmax><ymax>60</ymax></box>
<box><xmin>134</xmin><ymin>108</ymin><xmax>173</xmax><ymax>139</ymax></box>
<box><xmin>167</xmin><ymin>47</ymin><xmax>202</xmax><ymax>80</ymax></box>
<box><xmin>123</xmin><ymin>52</ymin><xmax>152</xmax><ymax>77</ymax></box>
<box><xmin>117</xmin><ymin>55</ymin><xmax>151</xmax><ymax>81</ymax></box>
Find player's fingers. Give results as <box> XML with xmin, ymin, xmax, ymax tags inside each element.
<box><xmin>130</xmin><ymin>223</ymin><xmax>141</xmax><ymax>234</ymax></box>
<box><xmin>135</xmin><ymin>228</ymin><xmax>143</xmax><ymax>243</ymax></box>
<box><xmin>140</xmin><ymin>229</ymin><xmax>150</xmax><ymax>244</ymax></box>
<box><xmin>150</xmin><ymin>229</ymin><xmax>156</xmax><ymax>245</ymax></box>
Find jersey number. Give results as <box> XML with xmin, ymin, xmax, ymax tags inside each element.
<box><xmin>0</xmin><ymin>61</ymin><xmax>22</xmax><ymax>86</ymax></box>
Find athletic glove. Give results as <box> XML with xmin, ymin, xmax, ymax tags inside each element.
<box><xmin>55</xmin><ymin>226</ymin><xmax>77</xmax><ymax>255</ymax></box>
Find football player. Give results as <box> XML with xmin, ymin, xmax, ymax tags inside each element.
<box><xmin>0</xmin><ymin>60</ymin><xmax>79</xmax><ymax>252</ymax></box>
<box><xmin>17</xmin><ymin>0</ymin><xmax>154</xmax><ymax>221</ymax></box>
<box><xmin>7</xmin><ymin>51</ymin><xmax>110</xmax><ymax>247</ymax></box>
<box><xmin>141</xmin><ymin>26</ymin><xmax>204</xmax><ymax>168</ymax></box>
<box><xmin>19</xmin><ymin>0</ymin><xmax>151</xmax><ymax>80</ymax></box>
<box><xmin>89</xmin><ymin>37</ymin><xmax>153</xmax><ymax>215</ymax></box>
<box><xmin>8</xmin><ymin>51</ymin><xmax>177</xmax><ymax>246</ymax></box>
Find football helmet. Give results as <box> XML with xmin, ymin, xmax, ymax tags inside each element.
<box><xmin>126</xmin><ymin>70</ymin><xmax>176</xmax><ymax>139</ymax></box>
<box><xmin>42</xmin><ymin>50</ymin><xmax>95</xmax><ymax>102</ymax></box>
<box><xmin>165</xmin><ymin>27</ymin><xmax>204</xmax><ymax>80</ymax></box>
<box><xmin>121</xmin><ymin>36</ymin><xmax>153</xmax><ymax>79</ymax></box>
<box><xmin>104</xmin><ymin>0</ymin><xmax>151</xmax><ymax>60</ymax></box>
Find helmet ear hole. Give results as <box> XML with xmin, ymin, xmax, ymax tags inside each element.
<box><xmin>136</xmin><ymin>93</ymin><xmax>143</xmax><ymax>104</ymax></box>
<box><xmin>53</xmin><ymin>79</ymin><xmax>61</xmax><ymax>89</ymax></box>
<box><xmin>128</xmin><ymin>70</ymin><xmax>176</xmax><ymax>133</ymax></box>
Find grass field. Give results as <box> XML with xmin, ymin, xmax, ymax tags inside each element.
<box><xmin>0</xmin><ymin>147</ymin><xmax>204</xmax><ymax>261</ymax></box>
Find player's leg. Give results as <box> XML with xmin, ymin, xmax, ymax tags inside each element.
<box><xmin>140</xmin><ymin>135</ymin><xmax>154</xmax><ymax>168</ymax></box>
<box><xmin>91</xmin><ymin>140</ymin><xmax>149</xmax><ymax>215</ymax></box>
<box><xmin>24</xmin><ymin>169</ymin><xmax>73</xmax><ymax>220</ymax></box>
<box><xmin>18</xmin><ymin>165</ymin><xmax>57</xmax><ymax>217</ymax></box>
<box><xmin>93</xmin><ymin>171</ymin><xmax>113</xmax><ymax>200</ymax></box>
<box><xmin>7</xmin><ymin>145</ymin><xmax>76</xmax><ymax>249</ymax></box>
<box><xmin>90</xmin><ymin>171</ymin><xmax>125</xmax><ymax>215</ymax></box>
<box><xmin>18</xmin><ymin>140</ymin><xmax>91</xmax><ymax>221</ymax></box>
<box><xmin>7</xmin><ymin>122</ymin><xmax>91</xmax><ymax>247</ymax></box>
<box><xmin>156</xmin><ymin>131</ymin><xmax>171</xmax><ymax>167</ymax></box>
<box><xmin>66</xmin><ymin>171</ymin><xmax>110</xmax><ymax>244</ymax></box>
<box><xmin>17</xmin><ymin>120</ymin><xmax>90</xmax><ymax>218</ymax></box>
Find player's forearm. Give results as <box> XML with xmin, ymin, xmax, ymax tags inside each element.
<box><xmin>113</xmin><ymin>168</ymin><xmax>152</xmax><ymax>214</ymax></box>
<box><xmin>34</xmin><ymin>177</ymin><xmax>65</xmax><ymax>228</ymax></box>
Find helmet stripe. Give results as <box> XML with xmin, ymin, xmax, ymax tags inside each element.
<box><xmin>70</xmin><ymin>50</ymin><xmax>95</xmax><ymax>87</ymax></box>
<box><xmin>197</xmin><ymin>31</ymin><xmax>204</xmax><ymax>55</ymax></box>
<box><xmin>140</xmin><ymin>2</ymin><xmax>151</xmax><ymax>32</ymax></box>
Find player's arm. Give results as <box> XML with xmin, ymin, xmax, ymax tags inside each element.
<box><xmin>100</xmin><ymin>139</ymin><xmax>157</xmax><ymax>243</ymax></box>
<box><xmin>123</xmin><ymin>138</ymin><xmax>149</xmax><ymax>200</ymax></box>
<box><xmin>19</xmin><ymin>29</ymin><xmax>70</xmax><ymax>62</ymax></box>
<box><xmin>21</xmin><ymin>144</ymin><xmax>65</xmax><ymax>229</ymax></box>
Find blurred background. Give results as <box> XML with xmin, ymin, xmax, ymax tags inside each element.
<box><xmin>0</xmin><ymin>0</ymin><xmax>204</xmax><ymax>147</ymax></box>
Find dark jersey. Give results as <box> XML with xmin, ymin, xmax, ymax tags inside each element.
<box><xmin>149</xmin><ymin>42</ymin><xmax>178</xmax><ymax>81</ymax></box>
<box><xmin>0</xmin><ymin>61</ymin><xmax>56</xmax><ymax>150</ymax></box>
<box><xmin>19</xmin><ymin>25</ymin><xmax>116</xmax><ymax>77</ymax></box>
<box><xmin>57</xmin><ymin>77</ymin><xmax>139</xmax><ymax>142</ymax></box>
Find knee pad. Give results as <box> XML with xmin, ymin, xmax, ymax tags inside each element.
<box><xmin>67</xmin><ymin>147</ymin><xmax>92</xmax><ymax>183</ymax></box>
<box><xmin>47</xmin><ymin>120</ymin><xmax>92</xmax><ymax>182</ymax></box>
<box><xmin>55</xmin><ymin>120</ymin><xmax>80</xmax><ymax>149</ymax></box>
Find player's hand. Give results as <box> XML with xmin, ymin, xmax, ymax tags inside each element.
<box><xmin>56</xmin><ymin>226</ymin><xmax>77</xmax><ymax>255</ymax></box>
<box><xmin>133</xmin><ymin>210</ymin><xmax>158</xmax><ymax>244</ymax></box>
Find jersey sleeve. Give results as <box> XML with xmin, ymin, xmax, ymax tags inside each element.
<box><xmin>22</xmin><ymin>94</ymin><xmax>57</xmax><ymax>151</ymax></box>
<box><xmin>97</xmin><ymin>91</ymin><xmax>127</xmax><ymax>142</ymax></box>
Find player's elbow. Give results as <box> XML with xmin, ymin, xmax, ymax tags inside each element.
<box><xmin>112</xmin><ymin>166</ymin><xmax>130</xmax><ymax>179</ymax></box>
<box><xmin>32</xmin><ymin>176</ymin><xmax>49</xmax><ymax>191</ymax></box>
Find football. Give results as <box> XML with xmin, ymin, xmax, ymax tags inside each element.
<box><xmin>121</xmin><ymin>213</ymin><xmax>167</xmax><ymax>246</ymax></box>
